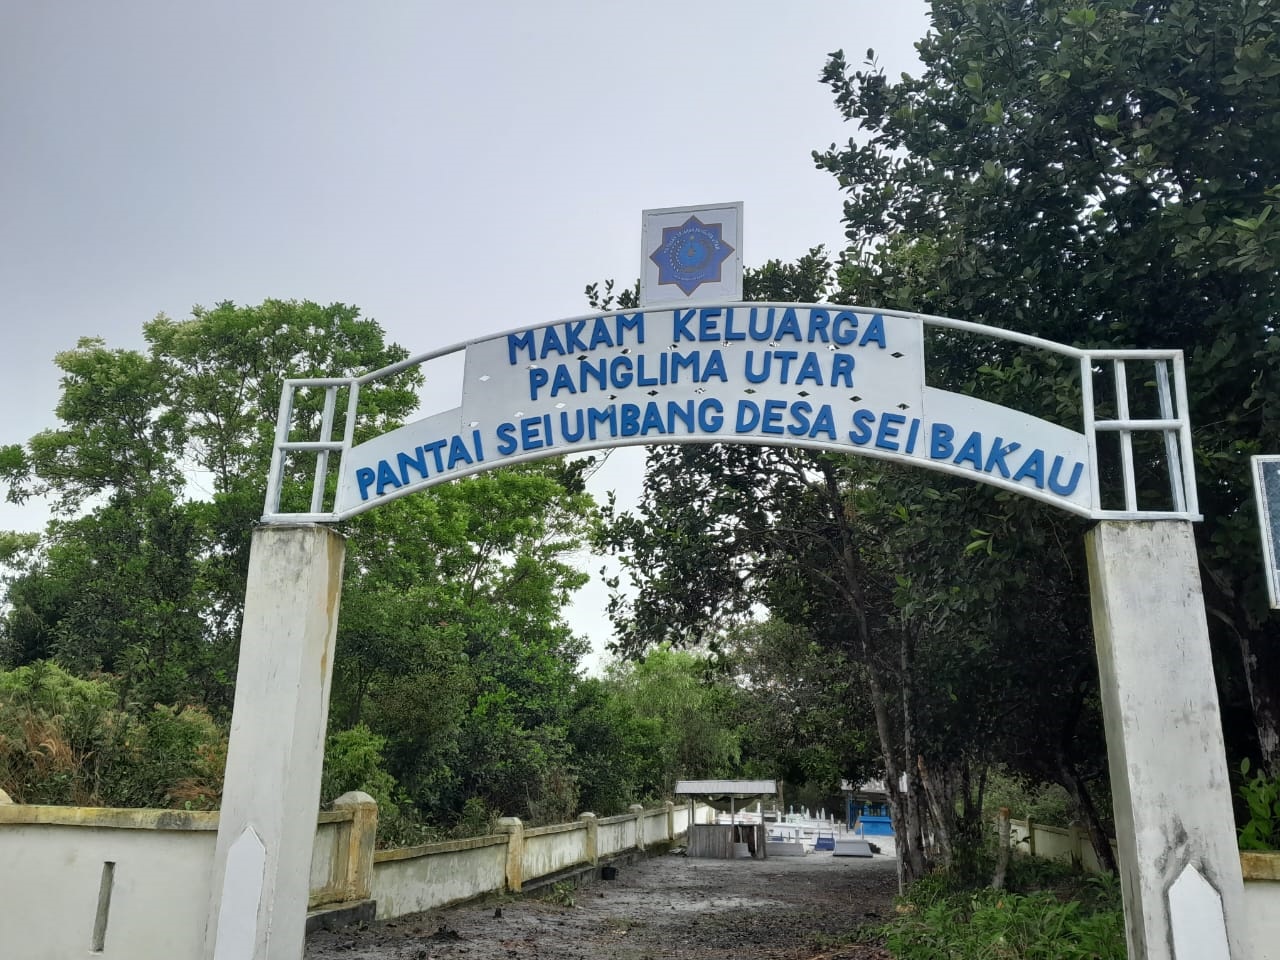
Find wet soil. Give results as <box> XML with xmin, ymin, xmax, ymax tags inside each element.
<box><xmin>306</xmin><ymin>851</ymin><xmax>898</xmax><ymax>960</ymax></box>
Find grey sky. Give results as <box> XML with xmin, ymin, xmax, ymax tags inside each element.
<box><xmin>0</xmin><ymin>0</ymin><xmax>929</xmax><ymax>664</ymax></box>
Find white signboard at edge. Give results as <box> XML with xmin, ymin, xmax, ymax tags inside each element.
<box><xmin>333</xmin><ymin>303</ymin><xmax>1090</xmax><ymax>517</ymax></box>
<box><xmin>1252</xmin><ymin>455</ymin><xmax>1280</xmax><ymax>609</ymax></box>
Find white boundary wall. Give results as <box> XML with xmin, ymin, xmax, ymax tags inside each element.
<box><xmin>1240</xmin><ymin>854</ymin><xmax>1280</xmax><ymax>960</ymax></box>
<box><xmin>0</xmin><ymin>814</ymin><xmax>218</xmax><ymax>960</ymax></box>
<box><xmin>0</xmin><ymin>800</ymin><xmax>713</xmax><ymax>958</ymax></box>
<box><xmin>370</xmin><ymin>802</ymin><xmax>713</xmax><ymax>920</ymax></box>
<box><xmin>371</xmin><ymin>835</ymin><xmax>509</xmax><ymax>920</ymax></box>
<box><xmin>0</xmin><ymin>804</ymin><xmax>367</xmax><ymax>960</ymax></box>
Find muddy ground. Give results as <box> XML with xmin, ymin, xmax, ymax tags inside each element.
<box><xmin>306</xmin><ymin>850</ymin><xmax>899</xmax><ymax>960</ymax></box>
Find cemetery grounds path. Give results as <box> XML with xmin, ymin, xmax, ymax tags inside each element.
<box><xmin>306</xmin><ymin>850</ymin><xmax>898</xmax><ymax>960</ymax></box>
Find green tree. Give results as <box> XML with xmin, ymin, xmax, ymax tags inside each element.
<box><xmin>567</xmin><ymin>676</ymin><xmax>665</xmax><ymax>815</ymax></box>
<box><xmin>1</xmin><ymin>301</ymin><xmax>421</xmax><ymax>710</ymax></box>
<box><xmin>605</xmin><ymin>646</ymin><xmax>743</xmax><ymax>793</ymax></box>
<box><xmin>0</xmin><ymin>339</ymin><xmax>184</xmax><ymax>510</ymax></box>
<box><xmin>723</xmin><ymin>618</ymin><xmax>877</xmax><ymax>804</ymax></box>
<box><xmin>0</xmin><ymin>338</ymin><xmax>210</xmax><ymax>704</ymax></box>
<box><xmin>815</xmin><ymin>0</ymin><xmax>1280</xmax><ymax>773</ymax></box>
<box><xmin>1</xmin><ymin>302</ymin><xmax>639</xmax><ymax>832</ymax></box>
<box><xmin>145</xmin><ymin>300</ymin><xmax>421</xmax><ymax>642</ymax></box>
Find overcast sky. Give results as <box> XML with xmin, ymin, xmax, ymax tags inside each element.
<box><xmin>0</xmin><ymin>0</ymin><xmax>930</xmax><ymax>668</ymax></box>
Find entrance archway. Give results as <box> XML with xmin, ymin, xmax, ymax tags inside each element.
<box><xmin>206</xmin><ymin>215</ymin><xmax>1241</xmax><ymax>960</ymax></box>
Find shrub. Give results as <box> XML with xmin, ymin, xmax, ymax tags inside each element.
<box><xmin>122</xmin><ymin>705</ymin><xmax>225</xmax><ymax>809</ymax></box>
<box><xmin>0</xmin><ymin>662</ymin><xmax>226</xmax><ymax>807</ymax></box>
<box><xmin>887</xmin><ymin>888</ymin><xmax>1125</xmax><ymax>960</ymax></box>
<box><xmin>884</xmin><ymin>857</ymin><xmax>1126</xmax><ymax>959</ymax></box>
<box><xmin>983</xmin><ymin>769</ymin><xmax>1075</xmax><ymax>828</ymax></box>
<box><xmin>1238</xmin><ymin>758</ymin><xmax>1279</xmax><ymax>851</ymax></box>
<box><xmin>321</xmin><ymin>724</ymin><xmax>401</xmax><ymax>818</ymax></box>
<box><xmin>453</xmin><ymin>796</ymin><xmax>498</xmax><ymax>838</ymax></box>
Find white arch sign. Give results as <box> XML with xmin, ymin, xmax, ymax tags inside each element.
<box><xmin>265</xmin><ymin>302</ymin><xmax>1197</xmax><ymax>524</ymax></box>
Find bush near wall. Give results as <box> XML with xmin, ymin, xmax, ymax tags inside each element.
<box><xmin>0</xmin><ymin>661</ymin><xmax>225</xmax><ymax>808</ymax></box>
<box><xmin>883</xmin><ymin>857</ymin><xmax>1126</xmax><ymax>960</ymax></box>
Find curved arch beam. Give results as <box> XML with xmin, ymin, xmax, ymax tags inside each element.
<box><xmin>262</xmin><ymin>303</ymin><xmax>1198</xmax><ymax>523</ymax></box>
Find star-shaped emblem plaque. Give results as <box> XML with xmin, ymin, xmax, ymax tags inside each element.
<box><xmin>648</xmin><ymin>215</ymin><xmax>736</xmax><ymax>297</ymax></box>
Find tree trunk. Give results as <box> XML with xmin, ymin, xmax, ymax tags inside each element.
<box><xmin>820</xmin><ymin>460</ymin><xmax>927</xmax><ymax>888</ymax></box>
<box><xmin>865</xmin><ymin>655</ymin><xmax>922</xmax><ymax>890</ymax></box>
<box><xmin>917</xmin><ymin>755</ymin><xmax>954</xmax><ymax>869</ymax></box>
<box><xmin>1237</xmin><ymin>627</ymin><xmax>1280</xmax><ymax>775</ymax></box>
<box><xmin>896</xmin><ymin>627</ymin><xmax>926</xmax><ymax>882</ymax></box>
<box><xmin>1058</xmin><ymin>759</ymin><xmax>1118</xmax><ymax>874</ymax></box>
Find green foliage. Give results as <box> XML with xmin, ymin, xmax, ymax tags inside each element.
<box><xmin>601</xmin><ymin>422</ymin><xmax>1110</xmax><ymax>877</ymax></box>
<box><xmin>887</xmin><ymin>859</ymin><xmax>1125</xmax><ymax>960</ymax></box>
<box><xmin>453</xmin><ymin>797</ymin><xmax>499</xmax><ymax>839</ymax></box>
<box><xmin>605</xmin><ymin>646</ymin><xmax>743</xmax><ymax>792</ymax></box>
<box><xmin>1</xmin><ymin>300</ymin><xmax>421</xmax><ymax>713</ymax></box>
<box><xmin>122</xmin><ymin>703</ymin><xmax>226</xmax><ymax>809</ymax></box>
<box><xmin>984</xmin><ymin>770</ymin><xmax>1075</xmax><ymax>829</ymax></box>
<box><xmin>0</xmin><ymin>662</ymin><xmax>225</xmax><ymax>808</ymax></box>
<box><xmin>817</xmin><ymin>0</ymin><xmax>1280</xmax><ymax>776</ymax></box>
<box><xmin>1238</xmin><ymin>757</ymin><xmax>1280</xmax><ymax>850</ymax></box>
<box><xmin>886</xmin><ymin>889</ymin><xmax>1125</xmax><ymax>960</ymax></box>
<box><xmin>331</xmin><ymin>462</ymin><xmax>599</xmax><ymax>827</ymax></box>
<box><xmin>568</xmin><ymin>676</ymin><xmax>663</xmax><ymax>814</ymax></box>
<box><xmin>723</xmin><ymin>618</ymin><xmax>876</xmax><ymax>790</ymax></box>
<box><xmin>0</xmin><ymin>300</ymin><xmax>620</xmax><ymax>835</ymax></box>
<box><xmin>11</xmin><ymin>338</ymin><xmax>185</xmax><ymax>509</ymax></box>
<box><xmin>321</xmin><ymin>724</ymin><xmax>402</xmax><ymax>819</ymax></box>
<box><xmin>541</xmin><ymin>881</ymin><xmax>577</xmax><ymax>908</ymax></box>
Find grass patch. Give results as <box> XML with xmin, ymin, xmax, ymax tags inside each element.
<box><xmin>882</xmin><ymin>857</ymin><xmax>1125</xmax><ymax>959</ymax></box>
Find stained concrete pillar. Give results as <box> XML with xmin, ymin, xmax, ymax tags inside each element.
<box><xmin>1087</xmin><ymin>521</ymin><xmax>1245</xmax><ymax>959</ymax></box>
<box><xmin>332</xmin><ymin>791</ymin><xmax>378</xmax><ymax>902</ymax></box>
<box><xmin>497</xmin><ymin>817</ymin><xmax>525</xmax><ymax>892</ymax></box>
<box><xmin>204</xmin><ymin>525</ymin><xmax>345</xmax><ymax>960</ymax></box>
<box><xmin>580</xmin><ymin>813</ymin><xmax>599</xmax><ymax>865</ymax></box>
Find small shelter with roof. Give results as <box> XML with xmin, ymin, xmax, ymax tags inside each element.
<box><xmin>675</xmin><ymin>779</ymin><xmax>777</xmax><ymax>859</ymax></box>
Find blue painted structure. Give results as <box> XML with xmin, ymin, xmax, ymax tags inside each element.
<box><xmin>847</xmin><ymin>800</ymin><xmax>895</xmax><ymax>836</ymax></box>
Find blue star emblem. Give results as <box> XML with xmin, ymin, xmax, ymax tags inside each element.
<box><xmin>649</xmin><ymin>216</ymin><xmax>735</xmax><ymax>296</ymax></box>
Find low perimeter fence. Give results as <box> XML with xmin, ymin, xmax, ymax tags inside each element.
<box><xmin>0</xmin><ymin>793</ymin><xmax>712</xmax><ymax>960</ymax></box>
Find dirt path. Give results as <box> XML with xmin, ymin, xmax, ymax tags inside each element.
<box><xmin>306</xmin><ymin>851</ymin><xmax>898</xmax><ymax>960</ymax></box>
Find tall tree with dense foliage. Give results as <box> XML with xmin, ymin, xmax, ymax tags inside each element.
<box><xmin>816</xmin><ymin>0</ymin><xmax>1280</xmax><ymax>772</ymax></box>
<box><xmin>605</xmin><ymin>646</ymin><xmax>744</xmax><ymax>792</ymax></box>
<box><xmin>0</xmin><ymin>301</ymin><xmax>421</xmax><ymax>709</ymax></box>
<box><xmin>335</xmin><ymin>462</ymin><xmax>600</xmax><ymax>827</ymax></box>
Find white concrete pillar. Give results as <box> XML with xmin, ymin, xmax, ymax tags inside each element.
<box><xmin>1087</xmin><ymin>521</ymin><xmax>1245</xmax><ymax>960</ymax></box>
<box><xmin>204</xmin><ymin>525</ymin><xmax>346</xmax><ymax>960</ymax></box>
<box><xmin>629</xmin><ymin>804</ymin><xmax>645</xmax><ymax>851</ymax></box>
